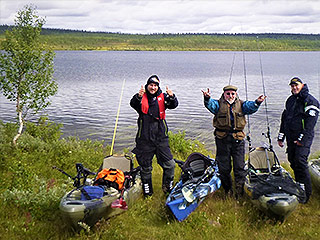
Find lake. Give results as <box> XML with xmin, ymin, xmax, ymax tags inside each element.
<box><xmin>1</xmin><ymin>51</ymin><xmax>320</xmax><ymax>160</ymax></box>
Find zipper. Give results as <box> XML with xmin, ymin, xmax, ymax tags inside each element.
<box><xmin>138</xmin><ymin>119</ymin><xmax>142</xmax><ymax>138</ymax></box>
<box><xmin>163</xmin><ymin>119</ymin><xmax>168</xmax><ymax>136</ymax></box>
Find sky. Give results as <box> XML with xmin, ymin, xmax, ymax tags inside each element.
<box><xmin>1</xmin><ymin>0</ymin><xmax>320</xmax><ymax>34</ymax></box>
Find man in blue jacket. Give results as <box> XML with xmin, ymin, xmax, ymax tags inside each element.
<box><xmin>278</xmin><ymin>77</ymin><xmax>319</xmax><ymax>203</ymax></box>
<box><xmin>130</xmin><ymin>75</ymin><xmax>178</xmax><ymax>198</ymax></box>
<box><xmin>202</xmin><ymin>85</ymin><xmax>266</xmax><ymax>198</ymax></box>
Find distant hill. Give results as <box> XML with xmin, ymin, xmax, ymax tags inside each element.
<box><xmin>1</xmin><ymin>25</ymin><xmax>320</xmax><ymax>51</ymax></box>
<box><xmin>1</xmin><ymin>24</ymin><xmax>320</xmax><ymax>39</ymax></box>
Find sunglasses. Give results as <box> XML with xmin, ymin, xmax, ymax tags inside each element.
<box><xmin>226</xmin><ymin>92</ymin><xmax>236</xmax><ymax>96</ymax></box>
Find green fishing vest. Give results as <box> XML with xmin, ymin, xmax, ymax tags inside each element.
<box><xmin>213</xmin><ymin>96</ymin><xmax>246</xmax><ymax>139</ymax></box>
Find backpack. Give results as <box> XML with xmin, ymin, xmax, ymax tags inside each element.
<box><xmin>94</xmin><ymin>168</ymin><xmax>125</xmax><ymax>190</ymax></box>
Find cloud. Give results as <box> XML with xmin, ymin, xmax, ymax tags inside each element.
<box><xmin>1</xmin><ymin>0</ymin><xmax>320</xmax><ymax>34</ymax></box>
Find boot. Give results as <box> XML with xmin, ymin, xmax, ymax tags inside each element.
<box><xmin>235</xmin><ymin>183</ymin><xmax>244</xmax><ymax>200</ymax></box>
<box><xmin>162</xmin><ymin>177</ymin><xmax>174</xmax><ymax>195</ymax></box>
<box><xmin>142</xmin><ymin>178</ymin><xmax>153</xmax><ymax>198</ymax></box>
<box><xmin>224</xmin><ymin>189</ymin><xmax>234</xmax><ymax>199</ymax></box>
<box><xmin>297</xmin><ymin>182</ymin><xmax>309</xmax><ymax>204</ymax></box>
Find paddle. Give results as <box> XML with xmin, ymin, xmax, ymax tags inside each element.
<box><xmin>181</xmin><ymin>166</ymin><xmax>214</xmax><ymax>202</ymax></box>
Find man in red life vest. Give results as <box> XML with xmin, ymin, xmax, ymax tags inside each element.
<box><xmin>130</xmin><ymin>75</ymin><xmax>178</xmax><ymax>197</ymax></box>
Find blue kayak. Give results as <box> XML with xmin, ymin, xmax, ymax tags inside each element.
<box><xmin>166</xmin><ymin>152</ymin><xmax>221</xmax><ymax>222</ymax></box>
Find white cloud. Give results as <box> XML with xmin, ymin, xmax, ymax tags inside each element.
<box><xmin>1</xmin><ymin>0</ymin><xmax>320</xmax><ymax>33</ymax></box>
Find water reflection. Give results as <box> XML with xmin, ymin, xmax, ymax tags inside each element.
<box><xmin>1</xmin><ymin>51</ymin><xmax>319</xmax><ymax>161</ymax></box>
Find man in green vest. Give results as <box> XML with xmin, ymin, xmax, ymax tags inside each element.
<box><xmin>202</xmin><ymin>85</ymin><xmax>266</xmax><ymax>198</ymax></box>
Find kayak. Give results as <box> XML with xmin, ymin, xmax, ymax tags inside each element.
<box><xmin>244</xmin><ymin>146</ymin><xmax>305</xmax><ymax>221</ymax></box>
<box><xmin>58</xmin><ymin>155</ymin><xmax>142</xmax><ymax>229</ymax></box>
<box><xmin>166</xmin><ymin>152</ymin><xmax>221</xmax><ymax>222</ymax></box>
<box><xmin>309</xmin><ymin>158</ymin><xmax>320</xmax><ymax>189</ymax></box>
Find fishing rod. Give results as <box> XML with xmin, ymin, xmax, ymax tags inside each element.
<box><xmin>256</xmin><ymin>36</ymin><xmax>273</xmax><ymax>150</ymax></box>
<box><xmin>228</xmin><ymin>52</ymin><xmax>236</xmax><ymax>85</ymax></box>
<box><xmin>240</xmin><ymin>32</ymin><xmax>253</xmax><ymax>151</ymax></box>
<box><xmin>110</xmin><ymin>78</ymin><xmax>126</xmax><ymax>156</ymax></box>
<box><xmin>318</xmin><ymin>57</ymin><xmax>320</xmax><ymax>106</ymax></box>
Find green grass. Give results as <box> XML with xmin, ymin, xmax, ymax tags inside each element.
<box><xmin>2</xmin><ymin>30</ymin><xmax>320</xmax><ymax>51</ymax></box>
<box><xmin>39</xmin><ymin>33</ymin><xmax>320</xmax><ymax>51</ymax></box>
<box><xmin>0</xmin><ymin>118</ymin><xmax>320</xmax><ymax>240</ymax></box>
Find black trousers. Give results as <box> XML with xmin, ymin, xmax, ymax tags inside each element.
<box><xmin>287</xmin><ymin>140</ymin><xmax>312</xmax><ymax>199</ymax></box>
<box><xmin>132</xmin><ymin>140</ymin><xmax>175</xmax><ymax>195</ymax></box>
<box><xmin>215</xmin><ymin>135</ymin><xmax>246</xmax><ymax>194</ymax></box>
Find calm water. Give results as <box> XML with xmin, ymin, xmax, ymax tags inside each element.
<box><xmin>1</xmin><ymin>51</ymin><xmax>320</xmax><ymax>160</ymax></box>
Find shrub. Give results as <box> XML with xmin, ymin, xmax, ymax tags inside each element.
<box><xmin>25</xmin><ymin>116</ymin><xmax>62</xmax><ymax>142</ymax></box>
<box><xmin>169</xmin><ymin>131</ymin><xmax>212</xmax><ymax>160</ymax></box>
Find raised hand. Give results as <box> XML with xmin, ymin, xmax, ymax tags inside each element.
<box><xmin>256</xmin><ymin>95</ymin><xmax>267</xmax><ymax>103</ymax></box>
<box><xmin>201</xmin><ymin>88</ymin><xmax>210</xmax><ymax>98</ymax></box>
<box><xmin>166</xmin><ymin>86</ymin><xmax>174</xmax><ymax>97</ymax></box>
<box><xmin>138</xmin><ymin>85</ymin><xmax>145</xmax><ymax>97</ymax></box>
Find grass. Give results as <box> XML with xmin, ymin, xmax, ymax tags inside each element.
<box><xmin>39</xmin><ymin>33</ymin><xmax>320</xmax><ymax>51</ymax></box>
<box><xmin>0</xmin><ymin>118</ymin><xmax>320</xmax><ymax>240</ymax></box>
<box><xmin>1</xmin><ymin>30</ymin><xmax>320</xmax><ymax>51</ymax></box>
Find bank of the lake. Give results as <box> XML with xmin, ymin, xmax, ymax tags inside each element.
<box><xmin>33</xmin><ymin>32</ymin><xmax>320</xmax><ymax>51</ymax></box>
<box><xmin>1</xmin><ymin>27</ymin><xmax>320</xmax><ymax>51</ymax></box>
<box><xmin>0</xmin><ymin>120</ymin><xmax>319</xmax><ymax>240</ymax></box>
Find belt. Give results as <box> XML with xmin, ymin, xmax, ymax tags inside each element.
<box><xmin>215</xmin><ymin>128</ymin><xmax>242</xmax><ymax>133</ymax></box>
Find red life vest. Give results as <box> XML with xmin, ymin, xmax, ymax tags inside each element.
<box><xmin>141</xmin><ymin>93</ymin><xmax>165</xmax><ymax>119</ymax></box>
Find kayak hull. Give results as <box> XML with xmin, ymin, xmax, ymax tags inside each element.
<box><xmin>166</xmin><ymin>154</ymin><xmax>221</xmax><ymax>222</ymax></box>
<box><xmin>245</xmin><ymin>185</ymin><xmax>298</xmax><ymax>219</ymax></box>
<box><xmin>60</xmin><ymin>176</ymin><xmax>142</xmax><ymax>229</ymax></box>
<box><xmin>166</xmin><ymin>180</ymin><xmax>201</xmax><ymax>222</ymax></box>
<box><xmin>309</xmin><ymin>158</ymin><xmax>320</xmax><ymax>189</ymax></box>
<box><xmin>244</xmin><ymin>167</ymin><xmax>299</xmax><ymax>220</ymax></box>
<box><xmin>167</xmin><ymin>175</ymin><xmax>220</xmax><ymax>221</ymax></box>
<box><xmin>244</xmin><ymin>146</ymin><xmax>305</xmax><ymax>220</ymax></box>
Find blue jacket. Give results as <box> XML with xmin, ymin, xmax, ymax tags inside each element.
<box><xmin>278</xmin><ymin>84</ymin><xmax>319</xmax><ymax>147</ymax></box>
<box><xmin>204</xmin><ymin>95</ymin><xmax>261</xmax><ymax>116</ymax></box>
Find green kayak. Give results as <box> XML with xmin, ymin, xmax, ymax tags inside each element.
<box><xmin>309</xmin><ymin>158</ymin><xmax>320</xmax><ymax>190</ymax></box>
<box><xmin>58</xmin><ymin>155</ymin><xmax>142</xmax><ymax>229</ymax></box>
<box><xmin>244</xmin><ymin>146</ymin><xmax>305</xmax><ymax>221</ymax></box>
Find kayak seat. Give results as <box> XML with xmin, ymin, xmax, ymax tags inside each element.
<box><xmin>102</xmin><ymin>155</ymin><xmax>132</xmax><ymax>172</ymax></box>
<box><xmin>249</xmin><ymin>147</ymin><xmax>277</xmax><ymax>171</ymax></box>
<box><xmin>181</xmin><ymin>153</ymin><xmax>213</xmax><ymax>182</ymax></box>
<box><xmin>93</xmin><ymin>155</ymin><xmax>138</xmax><ymax>189</ymax></box>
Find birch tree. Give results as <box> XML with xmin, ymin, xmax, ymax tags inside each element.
<box><xmin>0</xmin><ymin>5</ymin><xmax>58</xmax><ymax>145</ymax></box>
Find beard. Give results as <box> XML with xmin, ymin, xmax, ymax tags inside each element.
<box><xmin>226</xmin><ymin>99</ymin><xmax>235</xmax><ymax>105</ymax></box>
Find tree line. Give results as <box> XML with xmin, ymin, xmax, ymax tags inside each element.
<box><xmin>1</xmin><ymin>24</ymin><xmax>320</xmax><ymax>42</ymax></box>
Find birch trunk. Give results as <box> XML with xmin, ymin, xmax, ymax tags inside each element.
<box><xmin>13</xmin><ymin>111</ymin><xmax>24</xmax><ymax>145</ymax></box>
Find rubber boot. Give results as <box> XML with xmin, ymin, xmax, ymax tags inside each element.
<box><xmin>235</xmin><ymin>183</ymin><xmax>244</xmax><ymax>200</ymax></box>
<box><xmin>162</xmin><ymin>177</ymin><xmax>174</xmax><ymax>195</ymax></box>
<box><xmin>297</xmin><ymin>182</ymin><xmax>308</xmax><ymax>204</ymax></box>
<box><xmin>224</xmin><ymin>189</ymin><xmax>234</xmax><ymax>199</ymax></box>
<box><xmin>142</xmin><ymin>178</ymin><xmax>153</xmax><ymax>198</ymax></box>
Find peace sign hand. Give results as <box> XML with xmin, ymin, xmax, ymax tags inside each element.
<box><xmin>201</xmin><ymin>88</ymin><xmax>211</xmax><ymax>99</ymax></box>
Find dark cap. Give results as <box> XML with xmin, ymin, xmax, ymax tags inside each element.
<box><xmin>289</xmin><ymin>77</ymin><xmax>303</xmax><ymax>85</ymax></box>
<box><xmin>223</xmin><ymin>85</ymin><xmax>238</xmax><ymax>92</ymax></box>
<box><xmin>147</xmin><ymin>75</ymin><xmax>160</xmax><ymax>86</ymax></box>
